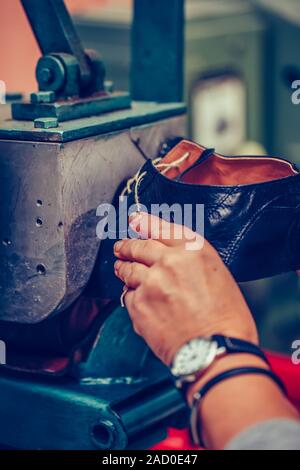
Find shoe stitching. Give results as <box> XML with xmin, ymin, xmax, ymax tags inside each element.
<box><xmin>225</xmin><ymin>199</ymin><xmax>279</xmax><ymax>264</ymax></box>
<box><xmin>225</xmin><ymin>195</ymin><xmax>296</xmax><ymax>265</ymax></box>
<box><xmin>206</xmin><ymin>187</ymin><xmax>241</xmax><ymax>215</ymax></box>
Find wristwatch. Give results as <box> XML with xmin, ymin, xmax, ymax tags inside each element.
<box><xmin>170</xmin><ymin>335</ymin><xmax>268</xmax><ymax>389</ymax></box>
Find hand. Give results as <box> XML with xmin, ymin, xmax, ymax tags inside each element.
<box><xmin>114</xmin><ymin>212</ymin><xmax>258</xmax><ymax>366</ymax></box>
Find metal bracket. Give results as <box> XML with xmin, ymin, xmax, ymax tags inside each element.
<box><xmin>21</xmin><ymin>0</ymin><xmax>102</xmax><ymax>95</ymax></box>
<box><xmin>12</xmin><ymin>0</ymin><xmax>131</xmax><ymax>122</ymax></box>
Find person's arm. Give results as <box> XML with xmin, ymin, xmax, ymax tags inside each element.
<box><xmin>114</xmin><ymin>212</ymin><xmax>299</xmax><ymax>449</ymax></box>
<box><xmin>186</xmin><ymin>354</ymin><xmax>298</xmax><ymax>449</ymax></box>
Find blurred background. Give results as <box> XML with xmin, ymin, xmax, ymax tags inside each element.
<box><xmin>0</xmin><ymin>0</ymin><xmax>299</xmax><ymax>355</ymax></box>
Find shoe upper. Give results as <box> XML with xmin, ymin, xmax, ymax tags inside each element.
<box><xmin>94</xmin><ymin>139</ymin><xmax>300</xmax><ymax>299</ymax></box>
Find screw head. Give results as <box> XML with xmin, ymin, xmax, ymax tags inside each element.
<box><xmin>40</xmin><ymin>68</ymin><xmax>53</xmax><ymax>84</ymax></box>
<box><xmin>30</xmin><ymin>91</ymin><xmax>56</xmax><ymax>104</ymax></box>
<box><xmin>34</xmin><ymin>117</ymin><xmax>58</xmax><ymax>129</ymax></box>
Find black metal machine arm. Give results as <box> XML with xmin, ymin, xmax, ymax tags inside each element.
<box><xmin>19</xmin><ymin>0</ymin><xmax>184</xmax><ymax>103</ymax></box>
<box><xmin>19</xmin><ymin>0</ymin><xmax>106</xmax><ymax>101</ymax></box>
<box><xmin>12</xmin><ymin>0</ymin><xmax>133</xmax><ymax>122</ymax></box>
<box><xmin>21</xmin><ymin>0</ymin><xmax>92</xmax><ymax>90</ymax></box>
<box><xmin>12</xmin><ymin>0</ymin><xmax>184</xmax><ymax>124</ymax></box>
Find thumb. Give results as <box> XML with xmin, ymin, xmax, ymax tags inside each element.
<box><xmin>129</xmin><ymin>212</ymin><xmax>204</xmax><ymax>250</ymax></box>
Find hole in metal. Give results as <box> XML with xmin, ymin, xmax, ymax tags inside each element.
<box><xmin>91</xmin><ymin>422</ymin><xmax>114</xmax><ymax>449</ymax></box>
<box><xmin>2</xmin><ymin>238</ymin><xmax>11</xmax><ymax>246</ymax></box>
<box><xmin>36</xmin><ymin>264</ymin><xmax>46</xmax><ymax>275</ymax></box>
<box><xmin>36</xmin><ymin>218</ymin><xmax>43</xmax><ymax>227</ymax></box>
<box><xmin>36</xmin><ymin>200</ymin><xmax>43</xmax><ymax>207</ymax></box>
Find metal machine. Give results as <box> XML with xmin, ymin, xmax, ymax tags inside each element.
<box><xmin>74</xmin><ymin>0</ymin><xmax>267</xmax><ymax>154</ymax></box>
<box><xmin>0</xmin><ymin>0</ymin><xmax>188</xmax><ymax>449</ymax></box>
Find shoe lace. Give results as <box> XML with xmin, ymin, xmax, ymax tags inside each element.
<box><xmin>120</xmin><ymin>152</ymin><xmax>191</xmax><ymax>211</ymax></box>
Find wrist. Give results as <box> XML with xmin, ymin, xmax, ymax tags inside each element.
<box><xmin>186</xmin><ymin>353</ymin><xmax>269</xmax><ymax>407</ymax></box>
<box><xmin>166</xmin><ymin>328</ymin><xmax>259</xmax><ymax>366</ymax></box>
<box><xmin>186</xmin><ymin>353</ymin><xmax>297</xmax><ymax>450</ymax></box>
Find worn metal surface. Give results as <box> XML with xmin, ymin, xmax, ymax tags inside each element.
<box><xmin>131</xmin><ymin>0</ymin><xmax>184</xmax><ymax>103</ymax></box>
<box><xmin>0</xmin><ymin>307</ymin><xmax>187</xmax><ymax>449</ymax></box>
<box><xmin>0</xmin><ymin>368</ymin><xmax>129</xmax><ymax>449</ymax></box>
<box><xmin>0</xmin><ymin>113</ymin><xmax>186</xmax><ymax>323</ymax></box>
<box><xmin>0</xmin><ymin>367</ymin><xmax>185</xmax><ymax>450</ymax></box>
<box><xmin>0</xmin><ymin>102</ymin><xmax>185</xmax><ymax>142</ymax></box>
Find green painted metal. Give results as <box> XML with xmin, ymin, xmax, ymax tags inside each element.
<box><xmin>31</xmin><ymin>91</ymin><xmax>56</xmax><ymax>104</ymax></box>
<box><xmin>0</xmin><ymin>101</ymin><xmax>186</xmax><ymax>142</ymax></box>
<box><xmin>131</xmin><ymin>0</ymin><xmax>184</xmax><ymax>103</ymax></box>
<box><xmin>21</xmin><ymin>0</ymin><xmax>96</xmax><ymax>92</ymax></box>
<box><xmin>0</xmin><ymin>368</ymin><xmax>128</xmax><ymax>450</ymax></box>
<box><xmin>0</xmin><ymin>307</ymin><xmax>187</xmax><ymax>450</ymax></box>
<box><xmin>12</xmin><ymin>92</ymin><xmax>131</xmax><ymax>123</ymax></box>
<box><xmin>17</xmin><ymin>0</ymin><xmax>124</xmax><ymax>123</ymax></box>
<box><xmin>34</xmin><ymin>117</ymin><xmax>59</xmax><ymax>129</ymax></box>
<box><xmin>0</xmin><ymin>368</ymin><xmax>186</xmax><ymax>449</ymax></box>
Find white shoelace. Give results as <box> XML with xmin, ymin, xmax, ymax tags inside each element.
<box><xmin>119</xmin><ymin>152</ymin><xmax>190</xmax><ymax>211</ymax></box>
<box><xmin>119</xmin><ymin>151</ymin><xmax>191</xmax><ymax>307</ymax></box>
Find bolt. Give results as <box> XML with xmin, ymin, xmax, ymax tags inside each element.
<box><xmin>30</xmin><ymin>91</ymin><xmax>56</xmax><ymax>104</ymax></box>
<box><xmin>40</xmin><ymin>68</ymin><xmax>53</xmax><ymax>84</ymax></box>
<box><xmin>34</xmin><ymin>117</ymin><xmax>59</xmax><ymax>129</ymax></box>
<box><xmin>104</xmin><ymin>80</ymin><xmax>114</xmax><ymax>94</ymax></box>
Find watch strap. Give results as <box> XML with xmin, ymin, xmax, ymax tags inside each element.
<box><xmin>213</xmin><ymin>335</ymin><xmax>269</xmax><ymax>365</ymax></box>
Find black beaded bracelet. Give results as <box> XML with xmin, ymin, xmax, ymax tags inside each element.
<box><xmin>190</xmin><ymin>366</ymin><xmax>287</xmax><ymax>447</ymax></box>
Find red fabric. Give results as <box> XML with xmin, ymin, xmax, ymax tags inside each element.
<box><xmin>152</xmin><ymin>352</ymin><xmax>300</xmax><ymax>450</ymax></box>
<box><xmin>266</xmin><ymin>352</ymin><xmax>300</xmax><ymax>409</ymax></box>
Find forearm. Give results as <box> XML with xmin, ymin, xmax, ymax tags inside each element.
<box><xmin>114</xmin><ymin>215</ymin><xmax>300</xmax><ymax>449</ymax></box>
<box><xmin>186</xmin><ymin>354</ymin><xmax>299</xmax><ymax>450</ymax></box>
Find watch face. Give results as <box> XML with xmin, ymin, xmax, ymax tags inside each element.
<box><xmin>171</xmin><ymin>338</ymin><xmax>219</xmax><ymax>378</ymax></box>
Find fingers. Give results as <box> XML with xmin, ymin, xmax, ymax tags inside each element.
<box><xmin>114</xmin><ymin>238</ymin><xmax>166</xmax><ymax>266</ymax></box>
<box><xmin>114</xmin><ymin>211</ymin><xmax>205</xmax><ymax>265</ymax></box>
<box><xmin>122</xmin><ymin>289</ymin><xmax>146</xmax><ymax>337</ymax></box>
<box><xmin>115</xmin><ymin>260</ymin><xmax>148</xmax><ymax>288</ymax></box>
<box><xmin>122</xmin><ymin>288</ymin><xmax>135</xmax><ymax>314</ymax></box>
<box><xmin>129</xmin><ymin>212</ymin><xmax>203</xmax><ymax>249</ymax></box>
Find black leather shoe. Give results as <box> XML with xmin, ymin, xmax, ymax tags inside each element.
<box><xmin>94</xmin><ymin>139</ymin><xmax>300</xmax><ymax>299</ymax></box>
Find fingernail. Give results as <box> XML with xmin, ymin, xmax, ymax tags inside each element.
<box><xmin>114</xmin><ymin>241</ymin><xmax>123</xmax><ymax>253</ymax></box>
